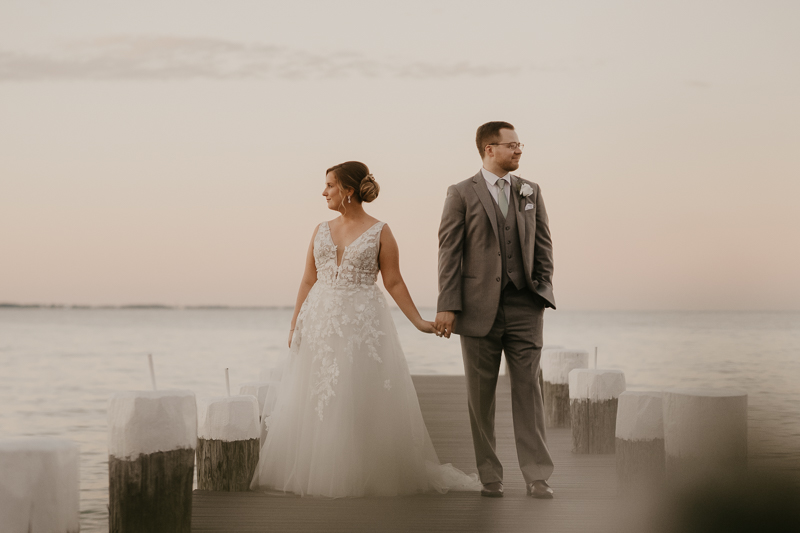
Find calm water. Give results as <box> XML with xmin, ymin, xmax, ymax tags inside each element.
<box><xmin>1</xmin><ymin>307</ymin><xmax>799</xmax><ymax>532</ymax></box>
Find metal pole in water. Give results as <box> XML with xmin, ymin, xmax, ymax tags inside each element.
<box><xmin>148</xmin><ymin>354</ymin><xmax>157</xmax><ymax>391</ymax></box>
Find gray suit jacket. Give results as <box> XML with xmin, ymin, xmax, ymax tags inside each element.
<box><xmin>437</xmin><ymin>171</ymin><xmax>555</xmax><ymax>337</ymax></box>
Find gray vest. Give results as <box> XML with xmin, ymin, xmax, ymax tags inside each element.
<box><xmin>492</xmin><ymin>189</ymin><xmax>526</xmax><ymax>291</ymax></box>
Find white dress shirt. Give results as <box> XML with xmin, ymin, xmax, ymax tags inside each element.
<box><xmin>481</xmin><ymin>168</ymin><xmax>511</xmax><ymax>205</ymax></box>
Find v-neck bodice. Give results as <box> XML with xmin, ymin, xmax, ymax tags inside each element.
<box><xmin>314</xmin><ymin>221</ymin><xmax>385</xmax><ymax>289</ymax></box>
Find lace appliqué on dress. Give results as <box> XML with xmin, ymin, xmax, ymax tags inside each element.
<box><xmin>298</xmin><ymin>221</ymin><xmax>386</xmax><ymax>421</ymax></box>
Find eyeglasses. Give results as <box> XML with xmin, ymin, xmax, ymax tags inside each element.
<box><xmin>487</xmin><ymin>142</ymin><xmax>524</xmax><ymax>150</ymax></box>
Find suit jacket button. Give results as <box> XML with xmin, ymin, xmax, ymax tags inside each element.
<box><xmin>505</xmin><ymin>226</ymin><xmax>510</xmax><ymax>230</ymax></box>
<box><xmin>496</xmin><ymin>277</ymin><xmax>501</xmax><ymax>282</ymax></box>
<box><xmin>497</xmin><ymin>251</ymin><xmax>501</xmax><ymax>256</ymax></box>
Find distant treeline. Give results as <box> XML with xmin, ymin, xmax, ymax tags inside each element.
<box><xmin>0</xmin><ymin>303</ymin><xmax>291</xmax><ymax>310</ymax></box>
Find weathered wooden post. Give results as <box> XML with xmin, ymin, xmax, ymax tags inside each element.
<box><xmin>196</xmin><ymin>395</ymin><xmax>261</xmax><ymax>491</ymax></box>
<box><xmin>569</xmin><ymin>368</ymin><xmax>626</xmax><ymax>454</ymax></box>
<box><xmin>615</xmin><ymin>390</ymin><xmax>665</xmax><ymax>490</ymax></box>
<box><xmin>0</xmin><ymin>438</ymin><xmax>80</xmax><ymax>533</ymax></box>
<box><xmin>541</xmin><ymin>349</ymin><xmax>589</xmax><ymax>428</ymax></box>
<box><xmin>663</xmin><ymin>388</ymin><xmax>747</xmax><ymax>482</ymax></box>
<box><xmin>107</xmin><ymin>390</ymin><xmax>197</xmax><ymax>533</ymax></box>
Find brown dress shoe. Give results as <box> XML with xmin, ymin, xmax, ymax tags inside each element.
<box><xmin>481</xmin><ymin>482</ymin><xmax>504</xmax><ymax>498</ymax></box>
<box><xmin>527</xmin><ymin>480</ymin><xmax>554</xmax><ymax>499</ymax></box>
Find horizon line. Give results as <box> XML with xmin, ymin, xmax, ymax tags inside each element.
<box><xmin>1</xmin><ymin>303</ymin><xmax>798</xmax><ymax>313</ymax></box>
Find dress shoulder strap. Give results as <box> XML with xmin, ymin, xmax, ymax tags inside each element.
<box><xmin>317</xmin><ymin>221</ymin><xmax>331</xmax><ymax>238</ymax></box>
<box><xmin>370</xmin><ymin>221</ymin><xmax>386</xmax><ymax>242</ymax></box>
<box><xmin>370</xmin><ymin>222</ymin><xmax>386</xmax><ymax>258</ymax></box>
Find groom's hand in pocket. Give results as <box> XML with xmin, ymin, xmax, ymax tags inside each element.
<box><xmin>434</xmin><ymin>312</ymin><xmax>455</xmax><ymax>339</ymax></box>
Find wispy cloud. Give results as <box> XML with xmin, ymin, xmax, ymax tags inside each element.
<box><xmin>0</xmin><ymin>35</ymin><xmax>528</xmax><ymax>81</ymax></box>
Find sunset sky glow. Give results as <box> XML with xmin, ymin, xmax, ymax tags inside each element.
<box><xmin>1</xmin><ymin>0</ymin><xmax>798</xmax><ymax>310</ymax></box>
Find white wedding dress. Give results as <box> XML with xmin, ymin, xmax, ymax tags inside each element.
<box><xmin>250</xmin><ymin>220</ymin><xmax>480</xmax><ymax>497</ymax></box>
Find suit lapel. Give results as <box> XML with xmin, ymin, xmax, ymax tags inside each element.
<box><xmin>472</xmin><ymin>171</ymin><xmax>500</xmax><ymax>243</ymax></box>
<box><xmin>511</xmin><ymin>175</ymin><xmax>527</xmax><ymax>246</ymax></box>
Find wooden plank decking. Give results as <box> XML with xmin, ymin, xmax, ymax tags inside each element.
<box><xmin>192</xmin><ymin>375</ymin><xmax>626</xmax><ymax>532</ymax></box>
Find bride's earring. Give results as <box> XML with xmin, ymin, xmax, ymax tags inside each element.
<box><xmin>348</xmin><ymin>195</ymin><xmax>351</xmax><ymax>203</ymax></box>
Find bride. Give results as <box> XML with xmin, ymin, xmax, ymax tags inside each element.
<box><xmin>250</xmin><ymin>161</ymin><xmax>480</xmax><ymax>497</ymax></box>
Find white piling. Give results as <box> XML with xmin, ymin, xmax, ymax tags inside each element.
<box><xmin>541</xmin><ymin>349</ymin><xmax>589</xmax><ymax>428</ymax></box>
<box><xmin>239</xmin><ymin>382</ymin><xmax>272</xmax><ymax>416</ymax></box>
<box><xmin>259</xmin><ymin>381</ymin><xmax>281</xmax><ymax>445</ymax></box>
<box><xmin>0</xmin><ymin>438</ymin><xmax>80</xmax><ymax>533</ymax></box>
<box><xmin>107</xmin><ymin>390</ymin><xmax>197</xmax><ymax>533</ymax></box>
<box><xmin>270</xmin><ymin>366</ymin><xmax>283</xmax><ymax>382</ymax></box>
<box><xmin>615</xmin><ymin>391</ymin><xmax>665</xmax><ymax>489</ymax></box>
<box><xmin>569</xmin><ymin>368</ymin><xmax>626</xmax><ymax>454</ymax></box>
<box><xmin>196</xmin><ymin>396</ymin><xmax>261</xmax><ymax>491</ymax></box>
<box><xmin>663</xmin><ymin>388</ymin><xmax>748</xmax><ymax>482</ymax></box>
<box><xmin>256</xmin><ymin>366</ymin><xmax>286</xmax><ymax>443</ymax></box>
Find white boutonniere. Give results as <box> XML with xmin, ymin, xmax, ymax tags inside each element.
<box><xmin>517</xmin><ymin>182</ymin><xmax>534</xmax><ymax>211</ymax></box>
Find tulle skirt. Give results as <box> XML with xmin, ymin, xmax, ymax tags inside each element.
<box><xmin>250</xmin><ymin>282</ymin><xmax>479</xmax><ymax>497</ymax></box>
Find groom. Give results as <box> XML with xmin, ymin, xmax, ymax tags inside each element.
<box><xmin>434</xmin><ymin>121</ymin><xmax>555</xmax><ymax>499</ymax></box>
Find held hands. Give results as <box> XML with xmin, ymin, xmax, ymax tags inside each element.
<box><xmin>434</xmin><ymin>311</ymin><xmax>455</xmax><ymax>339</ymax></box>
<box><xmin>414</xmin><ymin>319</ymin><xmax>437</xmax><ymax>335</ymax></box>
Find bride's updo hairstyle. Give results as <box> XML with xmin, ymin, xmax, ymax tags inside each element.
<box><xmin>326</xmin><ymin>161</ymin><xmax>380</xmax><ymax>203</ymax></box>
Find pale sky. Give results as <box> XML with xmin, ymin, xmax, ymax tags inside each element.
<box><xmin>1</xmin><ymin>0</ymin><xmax>798</xmax><ymax>310</ymax></box>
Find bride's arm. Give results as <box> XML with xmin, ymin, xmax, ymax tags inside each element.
<box><xmin>288</xmin><ymin>227</ymin><xmax>319</xmax><ymax>347</ymax></box>
<box><xmin>378</xmin><ymin>225</ymin><xmax>436</xmax><ymax>334</ymax></box>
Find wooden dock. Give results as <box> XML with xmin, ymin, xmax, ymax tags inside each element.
<box><xmin>192</xmin><ymin>375</ymin><xmax>628</xmax><ymax>532</ymax></box>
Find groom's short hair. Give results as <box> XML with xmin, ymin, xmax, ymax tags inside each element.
<box><xmin>476</xmin><ymin>121</ymin><xmax>515</xmax><ymax>158</ymax></box>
